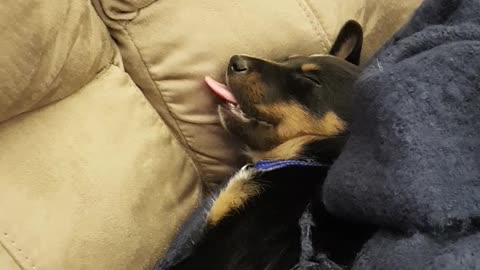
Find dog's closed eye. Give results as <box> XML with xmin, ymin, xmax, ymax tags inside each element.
<box><xmin>298</xmin><ymin>73</ymin><xmax>321</xmax><ymax>85</ymax></box>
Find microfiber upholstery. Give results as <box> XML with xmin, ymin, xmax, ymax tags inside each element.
<box><xmin>0</xmin><ymin>65</ymin><xmax>202</xmax><ymax>270</ymax></box>
<box><xmin>0</xmin><ymin>1</ymin><xmax>201</xmax><ymax>269</ymax></box>
<box><xmin>0</xmin><ymin>0</ymin><xmax>114</xmax><ymax>123</ymax></box>
<box><xmin>323</xmin><ymin>0</ymin><xmax>480</xmax><ymax>268</ymax></box>
<box><xmin>0</xmin><ymin>245</ymin><xmax>22</xmax><ymax>270</ymax></box>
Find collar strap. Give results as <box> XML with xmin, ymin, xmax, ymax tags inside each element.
<box><xmin>253</xmin><ymin>159</ymin><xmax>330</xmax><ymax>172</ymax></box>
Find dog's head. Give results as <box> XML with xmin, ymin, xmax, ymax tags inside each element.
<box><xmin>206</xmin><ymin>21</ymin><xmax>363</xmax><ymax>160</ymax></box>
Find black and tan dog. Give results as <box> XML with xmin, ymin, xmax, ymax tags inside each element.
<box><xmin>156</xmin><ymin>21</ymin><xmax>375</xmax><ymax>270</ymax></box>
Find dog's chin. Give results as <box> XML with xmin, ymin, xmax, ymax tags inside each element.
<box><xmin>218</xmin><ymin>104</ymin><xmax>265</xmax><ymax>132</ymax></box>
<box><xmin>218</xmin><ymin>104</ymin><xmax>276</xmax><ymax>150</ymax></box>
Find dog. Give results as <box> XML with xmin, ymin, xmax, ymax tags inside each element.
<box><xmin>156</xmin><ymin>20</ymin><xmax>375</xmax><ymax>270</ymax></box>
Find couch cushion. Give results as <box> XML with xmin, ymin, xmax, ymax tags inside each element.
<box><xmin>94</xmin><ymin>0</ymin><xmax>421</xmax><ymax>188</ymax></box>
<box><xmin>0</xmin><ymin>0</ymin><xmax>114</xmax><ymax>123</ymax></box>
<box><xmin>0</xmin><ymin>65</ymin><xmax>202</xmax><ymax>270</ymax></box>
<box><xmin>0</xmin><ymin>246</ymin><xmax>21</xmax><ymax>270</ymax></box>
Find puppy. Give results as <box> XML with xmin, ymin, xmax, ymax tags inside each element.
<box><xmin>157</xmin><ymin>20</ymin><xmax>374</xmax><ymax>270</ymax></box>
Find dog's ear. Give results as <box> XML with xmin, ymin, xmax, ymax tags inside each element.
<box><xmin>329</xmin><ymin>20</ymin><xmax>363</xmax><ymax>65</ymax></box>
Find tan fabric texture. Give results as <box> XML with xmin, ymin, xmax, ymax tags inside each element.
<box><xmin>0</xmin><ymin>65</ymin><xmax>201</xmax><ymax>270</ymax></box>
<box><xmin>0</xmin><ymin>245</ymin><xmax>22</xmax><ymax>270</ymax></box>
<box><xmin>94</xmin><ymin>0</ymin><xmax>421</xmax><ymax>188</ymax></box>
<box><xmin>0</xmin><ymin>0</ymin><xmax>202</xmax><ymax>269</ymax></box>
<box><xmin>0</xmin><ymin>0</ymin><xmax>114</xmax><ymax>123</ymax></box>
<box><xmin>0</xmin><ymin>0</ymin><xmax>421</xmax><ymax>269</ymax></box>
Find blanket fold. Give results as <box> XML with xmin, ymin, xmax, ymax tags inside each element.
<box><xmin>323</xmin><ymin>0</ymin><xmax>480</xmax><ymax>268</ymax></box>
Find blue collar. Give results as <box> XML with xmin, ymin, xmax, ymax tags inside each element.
<box><xmin>253</xmin><ymin>159</ymin><xmax>330</xmax><ymax>172</ymax></box>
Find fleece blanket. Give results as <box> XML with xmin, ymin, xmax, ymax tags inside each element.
<box><xmin>321</xmin><ymin>0</ymin><xmax>480</xmax><ymax>269</ymax></box>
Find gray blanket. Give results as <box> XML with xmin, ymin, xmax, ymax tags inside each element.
<box><xmin>322</xmin><ymin>0</ymin><xmax>480</xmax><ymax>269</ymax></box>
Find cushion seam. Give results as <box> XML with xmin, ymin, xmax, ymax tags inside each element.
<box><xmin>122</xmin><ymin>25</ymin><xmax>205</xmax><ymax>182</ymax></box>
<box><xmin>82</xmin><ymin>63</ymin><xmax>203</xmax><ymax>183</ymax></box>
<box><xmin>1</xmin><ymin>232</ymin><xmax>34</xmax><ymax>270</ymax></box>
<box><xmin>111</xmin><ymin>64</ymin><xmax>203</xmax><ymax>182</ymax></box>
<box><xmin>296</xmin><ymin>0</ymin><xmax>331</xmax><ymax>50</ymax></box>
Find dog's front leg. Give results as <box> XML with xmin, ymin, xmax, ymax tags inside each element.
<box><xmin>207</xmin><ymin>166</ymin><xmax>261</xmax><ymax>226</ymax></box>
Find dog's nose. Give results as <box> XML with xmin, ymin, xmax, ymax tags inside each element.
<box><xmin>229</xmin><ymin>55</ymin><xmax>249</xmax><ymax>73</ymax></box>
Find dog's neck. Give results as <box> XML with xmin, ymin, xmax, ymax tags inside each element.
<box><xmin>245</xmin><ymin>134</ymin><xmax>348</xmax><ymax>164</ymax></box>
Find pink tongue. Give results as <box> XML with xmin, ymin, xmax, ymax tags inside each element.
<box><xmin>205</xmin><ymin>76</ymin><xmax>238</xmax><ymax>104</ymax></box>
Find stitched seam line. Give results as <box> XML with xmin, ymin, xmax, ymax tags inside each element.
<box><xmin>122</xmin><ymin>26</ymin><xmax>204</xmax><ymax>182</ymax></box>
<box><xmin>296</xmin><ymin>0</ymin><xmax>331</xmax><ymax>51</ymax></box>
<box><xmin>2</xmin><ymin>232</ymin><xmax>36</xmax><ymax>270</ymax></box>
<box><xmin>92</xmin><ymin>0</ymin><xmax>205</xmax><ymax>184</ymax></box>
<box><xmin>303</xmin><ymin>0</ymin><xmax>332</xmax><ymax>48</ymax></box>
<box><xmin>0</xmin><ymin>239</ymin><xmax>24</xmax><ymax>270</ymax></box>
<box><xmin>111</xmin><ymin>64</ymin><xmax>203</xmax><ymax>185</ymax></box>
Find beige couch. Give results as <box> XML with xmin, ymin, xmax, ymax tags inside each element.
<box><xmin>0</xmin><ymin>0</ymin><xmax>421</xmax><ymax>269</ymax></box>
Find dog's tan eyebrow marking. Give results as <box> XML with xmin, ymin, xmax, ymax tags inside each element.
<box><xmin>301</xmin><ymin>63</ymin><xmax>320</xmax><ymax>72</ymax></box>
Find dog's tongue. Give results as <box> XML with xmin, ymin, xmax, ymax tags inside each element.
<box><xmin>205</xmin><ymin>76</ymin><xmax>238</xmax><ymax>104</ymax></box>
